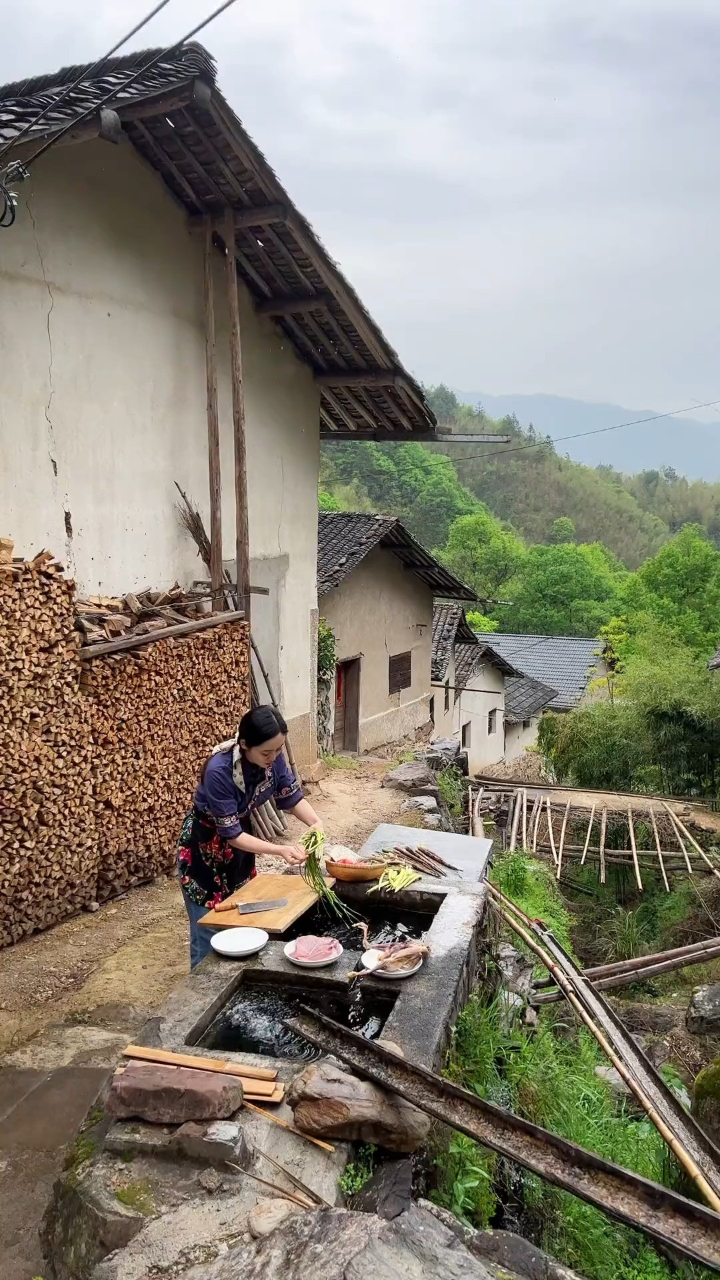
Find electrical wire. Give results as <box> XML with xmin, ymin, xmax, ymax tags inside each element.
<box><xmin>14</xmin><ymin>0</ymin><xmax>239</xmax><ymax>172</ymax></box>
<box><xmin>0</xmin><ymin>0</ymin><xmax>176</xmax><ymax>167</ymax></box>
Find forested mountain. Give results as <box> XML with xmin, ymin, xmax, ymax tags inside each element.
<box><xmin>457</xmin><ymin>390</ymin><xmax>720</xmax><ymax>480</ymax></box>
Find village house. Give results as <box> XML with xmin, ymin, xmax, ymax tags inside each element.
<box><xmin>317</xmin><ymin>513</ymin><xmax>474</xmax><ymax>753</ymax></box>
<box><xmin>486</xmin><ymin>634</ymin><xmax>607</xmax><ymax>717</ymax></box>
<box><xmin>431</xmin><ymin>605</ymin><xmax>556</xmax><ymax>773</ymax></box>
<box><xmin>0</xmin><ymin>45</ymin><xmax>440</xmax><ymax>771</ymax></box>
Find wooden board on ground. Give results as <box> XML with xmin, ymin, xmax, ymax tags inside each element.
<box><xmin>198</xmin><ymin>872</ymin><xmax>335</xmax><ymax>934</ymax></box>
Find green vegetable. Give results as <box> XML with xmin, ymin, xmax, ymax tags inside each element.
<box><xmin>300</xmin><ymin>829</ymin><xmax>356</xmax><ymax>920</ymax></box>
<box><xmin>368</xmin><ymin>864</ymin><xmax>421</xmax><ymax>894</ymax></box>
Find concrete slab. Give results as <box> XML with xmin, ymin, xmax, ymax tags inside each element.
<box><xmin>1</xmin><ymin>1022</ymin><xmax>129</xmax><ymax>1070</ymax></box>
<box><xmin>358</xmin><ymin>824</ymin><xmax>492</xmax><ymax>885</ymax></box>
<box><xmin>0</xmin><ymin>1067</ymin><xmax>47</xmax><ymax>1123</ymax></box>
<box><xmin>0</xmin><ymin>1065</ymin><xmax>108</xmax><ymax>1150</ymax></box>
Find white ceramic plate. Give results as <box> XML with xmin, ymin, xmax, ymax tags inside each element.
<box><xmin>361</xmin><ymin>948</ymin><xmax>423</xmax><ymax>979</ymax></box>
<box><xmin>284</xmin><ymin>939</ymin><xmax>343</xmax><ymax>968</ymax></box>
<box><xmin>210</xmin><ymin>927</ymin><xmax>269</xmax><ymax>958</ymax></box>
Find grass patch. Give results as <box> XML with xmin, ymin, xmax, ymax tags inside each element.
<box><xmin>437</xmin><ymin>766</ymin><xmax>464</xmax><ymax>820</ymax></box>
<box><xmin>321</xmin><ymin>753</ymin><xmax>359</xmax><ymax>770</ymax></box>
<box><xmin>338</xmin><ymin>1144</ymin><xmax>377</xmax><ymax>1197</ymax></box>
<box><xmin>115</xmin><ymin>1179</ymin><xmax>156</xmax><ymax>1216</ymax></box>
<box><xmin>491</xmin><ymin>850</ymin><xmax>574</xmax><ymax>953</ymax></box>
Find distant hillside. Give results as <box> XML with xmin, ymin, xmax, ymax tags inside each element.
<box><xmin>456</xmin><ymin>391</ymin><xmax>720</xmax><ymax>481</ymax></box>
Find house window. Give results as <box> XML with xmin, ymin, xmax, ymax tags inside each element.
<box><xmin>389</xmin><ymin>651</ymin><xmax>412</xmax><ymax>694</ymax></box>
<box><xmin>429</xmin><ymin>696</ymin><xmax>435</xmax><ymax>724</ymax></box>
<box><xmin>523</xmin><ymin>718</ymin><xmax>531</xmax><ymax>730</ymax></box>
<box><xmin>487</xmin><ymin>708</ymin><xmax>497</xmax><ymax>734</ymax></box>
<box><xmin>461</xmin><ymin>721</ymin><xmax>471</xmax><ymax>748</ymax></box>
<box><xmin>444</xmin><ymin>680</ymin><xmax>450</xmax><ymax>713</ymax></box>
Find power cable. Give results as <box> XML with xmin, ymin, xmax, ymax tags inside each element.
<box><xmin>0</xmin><ymin>0</ymin><xmax>176</xmax><ymax>167</ymax></box>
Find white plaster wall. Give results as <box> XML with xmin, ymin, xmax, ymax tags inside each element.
<box><xmin>431</xmin><ymin>653</ymin><xmax>457</xmax><ymax>740</ymax></box>
<box><xmin>505</xmin><ymin>716</ymin><xmax>540</xmax><ymax>763</ymax></box>
<box><xmin>0</xmin><ymin>136</ymin><xmax>320</xmax><ymax>743</ymax></box>
<box><xmin>454</xmin><ymin>661</ymin><xmax>505</xmax><ymax>775</ymax></box>
<box><xmin>320</xmin><ymin>547</ymin><xmax>433</xmax><ymax>752</ymax></box>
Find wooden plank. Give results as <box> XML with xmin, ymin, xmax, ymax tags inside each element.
<box><xmin>225</xmin><ymin>207</ymin><xmax>252</xmax><ymax>624</ymax></box>
<box><xmin>204</xmin><ymin>217</ymin><xmax>223</xmax><ymax>606</ymax></box>
<box><xmin>198</xmin><ymin>872</ymin><xmax>335</xmax><ymax>934</ymax></box>
<box><xmin>627</xmin><ymin>805</ymin><xmax>643</xmax><ymax>892</ymax></box>
<box><xmin>662</xmin><ymin>803</ymin><xmax>693</xmax><ymax>875</ymax></box>
<box><xmin>599</xmin><ymin>807</ymin><xmax>608</xmax><ymax>885</ymax></box>
<box><xmin>650</xmin><ymin>808</ymin><xmax>670</xmax><ymax>892</ymax></box>
<box><xmin>190</xmin><ymin>203</ymin><xmax>289</xmax><ymax>231</ymax></box>
<box><xmin>81</xmin><ymin>610</ymin><xmax>244</xmax><ymax>659</ymax></box>
<box><xmin>556</xmin><ymin>801</ymin><xmax>572</xmax><ymax>881</ymax></box>
<box><xmin>123</xmin><ymin>1044</ymin><xmax>276</xmax><ymax>1084</ymax></box>
<box><xmin>243</xmin><ymin>1099</ymin><xmax>335</xmax><ymax>1152</ymax></box>
<box><xmin>316</xmin><ymin>371</ymin><xmax>403</xmax><ymax>388</ymax></box>
<box><xmin>664</xmin><ymin>804</ymin><xmax>720</xmax><ymax>881</ymax></box>
<box><xmin>545</xmin><ymin>797</ymin><xmax>558</xmax><ymax>865</ymax></box>
<box><xmin>257</xmin><ymin>292</ymin><xmax>331</xmax><ymax>316</ymax></box>
<box><xmin>581</xmin><ymin>803</ymin><xmax>596</xmax><ymax>866</ymax></box>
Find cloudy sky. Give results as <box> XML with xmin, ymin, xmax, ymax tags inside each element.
<box><xmin>3</xmin><ymin>0</ymin><xmax>720</xmax><ymax>413</ymax></box>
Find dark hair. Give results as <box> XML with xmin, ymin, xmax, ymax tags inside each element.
<box><xmin>238</xmin><ymin>705</ymin><xmax>287</xmax><ymax>748</ymax></box>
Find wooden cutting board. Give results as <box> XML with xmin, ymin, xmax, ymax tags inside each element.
<box><xmin>198</xmin><ymin>872</ymin><xmax>335</xmax><ymax>935</ymax></box>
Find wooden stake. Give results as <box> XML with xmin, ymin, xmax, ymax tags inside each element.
<box><xmin>509</xmin><ymin>792</ymin><xmax>522</xmax><ymax>852</ymax></box>
<box><xmin>204</xmin><ymin>217</ymin><xmax>223</xmax><ymax>606</ymax></box>
<box><xmin>545</xmin><ymin>797</ymin><xmax>558</xmax><ymax>866</ymax></box>
<box><xmin>662</xmin><ymin>803</ymin><xmax>693</xmax><ymax>875</ymax></box>
<box><xmin>627</xmin><ymin>805</ymin><xmax>643</xmax><ymax>892</ymax></box>
<box><xmin>581</xmin><ymin>803</ymin><xmax>596</xmax><ymax>866</ymax></box>
<box><xmin>599</xmin><ymin>807</ymin><xmax>607</xmax><ymax>885</ymax></box>
<box><xmin>521</xmin><ymin>788</ymin><xmax>528</xmax><ymax>850</ymax></box>
<box><xmin>650</xmin><ymin>807</ymin><xmax>670</xmax><ymax>892</ymax></box>
<box><xmin>664</xmin><ymin>803</ymin><xmax>720</xmax><ymax>881</ymax></box>
<box><xmin>531</xmin><ymin>795</ymin><xmax>542</xmax><ymax>854</ymax></box>
<box><xmin>224</xmin><ymin>207</ymin><xmax>251</xmax><ymax>623</ymax></box>
<box><xmin>556</xmin><ymin>800</ymin><xmax>571</xmax><ymax>880</ymax></box>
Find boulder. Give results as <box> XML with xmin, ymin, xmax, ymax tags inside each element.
<box><xmin>177</xmin><ymin>1204</ymin><xmax>492</xmax><ymax>1280</ymax></box>
<box><xmin>400</xmin><ymin>796</ymin><xmax>438</xmax><ymax>814</ymax></box>
<box><xmin>424</xmin><ymin>737</ymin><xmax>461</xmax><ymax>768</ymax></box>
<box><xmin>248</xmin><ymin>1198</ymin><xmax>303</xmax><ymax>1238</ymax></box>
<box><xmin>686</xmin><ymin>985</ymin><xmax>720</xmax><ymax>1035</ymax></box>
<box><xmin>382</xmin><ymin>762</ymin><xmax>439</xmax><ymax>797</ymax></box>
<box><xmin>41</xmin><ymin>1167</ymin><xmax>147</xmax><ymax>1280</ymax></box>
<box><xmin>420</xmin><ymin>1202</ymin><xmax>584</xmax><ymax>1280</ymax></box>
<box><xmin>496</xmin><ymin>943</ymin><xmax>535</xmax><ymax>1000</ymax></box>
<box><xmin>693</xmin><ymin>1060</ymin><xmax>720</xmax><ymax>1145</ymax></box>
<box><xmin>498</xmin><ymin>990</ymin><xmax>524</xmax><ymax>1035</ymax></box>
<box><xmin>106</xmin><ymin>1063</ymin><xmax>244</xmax><ymax>1124</ymax></box>
<box><xmin>286</xmin><ymin>1060</ymin><xmax>430</xmax><ymax>1152</ymax></box>
<box><xmin>351</xmin><ymin>1158</ymin><xmax>413</xmax><ymax>1219</ymax></box>
<box><xmin>171</xmin><ymin>1120</ymin><xmax>251</xmax><ymax>1167</ymax></box>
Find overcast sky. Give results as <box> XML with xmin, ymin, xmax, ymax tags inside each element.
<box><xmin>3</xmin><ymin>0</ymin><xmax>720</xmax><ymax>413</ymax></box>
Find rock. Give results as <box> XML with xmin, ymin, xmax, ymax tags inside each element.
<box><xmin>595</xmin><ymin>1064</ymin><xmax>631</xmax><ymax>1097</ymax></box>
<box><xmin>382</xmin><ymin>762</ymin><xmax>439</xmax><ymax>797</ymax></box>
<box><xmin>498</xmin><ymin>990</ymin><xmax>524</xmax><ymax>1034</ymax></box>
<box><xmin>178</xmin><ymin>1204</ymin><xmax>492</xmax><ymax>1280</ymax></box>
<box><xmin>248</xmin><ymin>1198</ymin><xmax>303</xmax><ymax>1238</ymax></box>
<box><xmin>422</xmin><ymin>738</ymin><xmax>461</xmax><ymax>769</ymax></box>
<box><xmin>171</xmin><ymin>1120</ymin><xmax>251</xmax><ymax>1167</ymax></box>
<box><xmin>687</xmin><ymin>984</ymin><xmax>720</xmax><ymax>1035</ymax></box>
<box><xmin>199</xmin><ymin>1169</ymin><xmax>223</xmax><ymax>1194</ymax></box>
<box><xmin>41</xmin><ymin>1167</ymin><xmax>147</xmax><ymax>1280</ymax></box>
<box><xmin>496</xmin><ymin>942</ymin><xmax>535</xmax><ymax>999</ymax></box>
<box><xmin>423</xmin><ymin>814</ymin><xmax>443</xmax><ymax>829</ymax></box>
<box><xmin>616</xmin><ymin>1002</ymin><xmax>678</xmax><ymax>1035</ymax></box>
<box><xmin>419</xmin><ymin>1202</ymin><xmax>584</xmax><ymax>1280</ymax></box>
<box><xmin>286</xmin><ymin>1060</ymin><xmax>430</xmax><ymax>1152</ymax></box>
<box><xmin>693</xmin><ymin>1060</ymin><xmax>720</xmax><ymax>1144</ymax></box>
<box><xmin>376</xmin><ymin>1041</ymin><xmax>404</xmax><ymax>1057</ymax></box>
<box><xmin>106</xmin><ymin>1062</ymin><xmax>244</xmax><ymax>1124</ymax></box>
<box><xmin>351</xmin><ymin>1158</ymin><xmax>412</xmax><ymax>1219</ymax></box>
<box><xmin>400</xmin><ymin>795</ymin><xmax>438</xmax><ymax>813</ymax></box>
<box><xmin>89</xmin><ymin>1191</ymin><xmax>257</xmax><ymax>1280</ymax></box>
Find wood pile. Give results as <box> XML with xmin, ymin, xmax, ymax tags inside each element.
<box><xmin>0</xmin><ymin>550</ymin><xmax>250</xmax><ymax>944</ymax></box>
<box><xmin>75</xmin><ymin>584</ymin><xmax>213</xmax><ymax>647</ymax></box>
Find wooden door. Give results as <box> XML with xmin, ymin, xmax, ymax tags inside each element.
<box><xmin>335</xmin><ymin>659</ymin><xmax>360</xmax><ymax>753</ymax></box>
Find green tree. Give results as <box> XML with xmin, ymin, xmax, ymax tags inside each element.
<box><xmin>318</xmin><ymin>489</ymin><xmax>341</xmax><ymax>511</ymax></box>
<box><xmin>466</xmin><ymin>610</ymin><xmax>499</xmax><ymax>633</ymax></box>
<box><xmin>440</xmin><ymin>510</ymin><xmax>526</xmax><ymax>600</ymax></box>
<box><xmin>550</xmin><ymin>517</ymin><xmax>576</xmax><ymax>543</ymax></box>
<box><xmin>494</xmin><ymin>542</ymin><xmax>625</xmax><ymax>636</ymax></box>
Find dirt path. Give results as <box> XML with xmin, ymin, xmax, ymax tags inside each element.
<box><xmin>0</xmin><ymin>759</ymin><xmax>401</xmax><ymax>1059</ymax></box>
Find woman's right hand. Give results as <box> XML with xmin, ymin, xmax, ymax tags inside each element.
<box><xmin>279</xmin><ymin>843</ymin><xmax>308</xmax><ymax>866</ymax></box>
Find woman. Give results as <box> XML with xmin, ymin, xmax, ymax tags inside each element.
<box><xmin>177</xmin><ymin>705</ymin><xmax>323</xmax><ymax>967</ymax></box>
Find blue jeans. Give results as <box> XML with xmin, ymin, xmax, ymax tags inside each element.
<box><xmin>182</xmin><ymin>891</ymin><xmax>219</xmax><ymax>969</ymax></box>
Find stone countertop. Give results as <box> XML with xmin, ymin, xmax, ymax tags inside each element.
<box><xmin>357</xmin><ymin>823</ymin><xmax>492</xmax><ymax>885</ymax></box>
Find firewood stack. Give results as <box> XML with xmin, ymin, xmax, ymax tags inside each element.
<box><xmin>83</xmin><ymin>624</ymin><xmax>250</xmax><ymax>899</ymax></box>
<box><xmin>75</xmin><ymin>584</ymin><xmax>214</xmax><ymax>647</ymax></box>
<box><xmin>0</xmin><ymin>551</ymin><xmax>94</xmax><ymax>945</ymax></box>
<box><xmin>0</xmin><ymin>548</ymin><xmax>250</xmax><ymax>945</ymax></box>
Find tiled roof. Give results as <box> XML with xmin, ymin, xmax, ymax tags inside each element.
<box><xmin>504</xmin><ymin>675</ymin><xmax>557</xmax><ymax>724</ymax></box>
<box><xmin>432</xmin><ymin>605</ymin><xmax>519</xmax><ymax>685</ymax></box>
<box><xmin>486</xmin><ymin>633</ymin><xmax>602</xmax><ymax>711</ymax></box>
<box><xmin>318</xmin><ymin>513</ymin><xmax>475</xmax><ymax>601</ymax></box>
<box><xmin>0</xmin><ymin>46</ymin><xmax>435</xmax><ymax>439</ymax></box>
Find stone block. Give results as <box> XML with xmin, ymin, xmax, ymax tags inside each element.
<box><xmin>248</xmin><ymin>1198</ymin><xmax>304</xmax><ymax>1237</ymax></box>
<box><xmin>106</xmin><ymin>1063</ymin><xmax>244</xmax><ymax>1124</ymax></box>
<box><xmin>382</xmin><ymin>762</ymin><xmax>439</xmax><ymax>797</ymax></box>
<box><xmin>171</xmin><ymin>1119</ymin><xmax>251</xmax><ymax>1167</ymax></box>
<box><xmin>286</xmin><ymin>1060</ymin><xmax>429</xmax><ymax>1152</ymax></box>
<box><xmin>687</xmin><ymin>984</ymin><xmax>720</xmax><ymax>1035</ymax></box>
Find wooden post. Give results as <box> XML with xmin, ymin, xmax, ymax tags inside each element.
<box><xmin>556</xmin><ymin>801</ymin><xmax>571</xmax><ymax>880</ymax></box>
<box><xmin>224</xmin><ymin>207</ymin><xmax>251</xmax><ymax>623</ymax></box>
<box><xmin>581</xmin><ymin>803</ymin><xmax>596</xmax><ymax>866</ymax></box>
<box><xmin>204</xmin><ymin>217</ymin><xmax>223</xmax><ymax>606</ymax></box>
<box><xmin>650</xmin><ymin>807</ymin><xmax>670</xmax><ymax>892</ymax></box>
<box><xmin>545</xmin><ymin>797</ymin><xmax>558</xmax><ymax>866</ymax></box>
<box><xmin>627</xmin><ymin>805</ymin><xmax>643</xmax><ymax>892</ymax></box>
<box><xmin>599</xmin><ymin>807</ymin><xmax>608</xmax><ymax>885</ymax></box>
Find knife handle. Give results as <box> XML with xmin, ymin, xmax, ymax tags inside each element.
<box><xmin>214</xmin><ymin>898</ymin><xmax>238</xmax><ymax>913</ymax></box>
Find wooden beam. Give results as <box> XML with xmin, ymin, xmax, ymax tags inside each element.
<box><xmin>190</xmin><ymin>202</ymin><xmax>289</xmax><ymax>232</ymax></box>
<box><xmin>224</xmin><ymin>208</ymin><xmax>251</xmax><ymax>623</ymax></box>
<box><xmin>133</xmin><ymin>122</ymin><xmax>203</xmax><ymax>210</ymax></box>
<box><xmin>204</xmin><ymin>218</ymin><xmax>223</xmax><ymax>606</ymax></box>
<box><xmin>316</xmin><ymin>371</ymin><xmax>404</xmax><ymax>388</ymax></box>
<box><xmin>82</xmin><ymin>611</ymin><xmax>245</xmax><ymax>659</ymax></box>
<box><xmin>627</xmin><ymin>805</ymin><xmax>643</xmax><ymax>891</ymax></box>
<box><xmin>257</xmin><ymin>292</ymin><xmax>331</xmax><ymax>316</ymax></box>
<box><xmin>322</xmin><ymin>387</ymin><xmax>361</xmax><ymax>433</ymax></box>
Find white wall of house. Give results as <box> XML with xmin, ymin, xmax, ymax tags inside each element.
<box><xmin>505</xmin><ymin>716</ymin><xmax>541</xmax><ymax>762</ymax></box>
<box><xmin>0</xmin><ymin>137</ymin><xmax>320</xmax><ymax>764</ymax></box>
<box><xmin>431</xmin><ymin>653</ymin><xmax>457</xmax><ymax>740</ymax></box>
<box><xmin>320</xmin><ymin>547</ymin><xmax>433</xmax><ymax>752</ymax></box>
<box><xmin>453</xmin><ymin>660</ymin><xmax>505</xmax><ymax>775</ymax></box>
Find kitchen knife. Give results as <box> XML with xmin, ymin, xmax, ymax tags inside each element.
<box><xmin>237</xmin><ymin>898</ymin><xmax>289</xmax><ymax>914</ymax></box>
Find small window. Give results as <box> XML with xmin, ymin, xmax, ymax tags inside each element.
<box><xmin>429</xmin><ymin>695</ymin><xmax>435</xmax><ymax>724</ymax></box>
<box><xmin>487</xmin><ymin>708</ymin><xmax>497</xmax><ymax>734</ymax></box>
<box><xmin>523</xmin><ymin>718</ymin><xmax>531</xmax><ymax>730</ymax></box>
<box><xmin>389</xmin><ymin>651</ymin><xmax>412</xmax><ymax>694</ymax></box>
<box><xmin>461</xmin><ymin>720</ymin><xmax>471</xmax><ymax>748</ymax></box>
<box><xmin>444</xmin><ymin>680</ymin><xmax>450</xmax><ymax>713</ymax></box>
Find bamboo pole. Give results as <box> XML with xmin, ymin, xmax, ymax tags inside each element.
<box><xmin>509</xmin><ymin>792</ymin><xmax>522</xmax><ymax>852</ymax></box>
<box><xmin>490</xmin><ymin>897</ymin><xmax>720</xmax><ymax>1213</ymax></box>
<box><xmin>535</xmin><ymin>934</ymin><xmax>720</xmax><ymax>988</ymax></box>
<box><xmin>204</xmin><ymin>216</ymin><xmax>223</xmax><ymax>606</ymax></box>
<box><xmin>534</xmin><ymin>944</ymin><xmax>720</xmax><ymax>1002</ymax></box>
<box><xmin>665</xmin><ymin>804</ymin><xmax>720</xmax><ymax>882</ymax></box>
<box><xmin>663</xmin><ymin>802</ymin><xmax>694</xmax><ymax>875</ymax></box>
<box><xmin>224</xmin><ymin>207</ymin><xmax>251</xmax><ymax>624</ymax></box>
<box><xmin>545</xmin><ymin>797</ymin><xmax>558</xmax><ymax>866</ymax></box>
<box><xmin>556</xmin><ymin>800</ymin><xmax>571</xmax><ymax>880</ymax></box>
<box><xmin>650</xmin><ymin>807</ymin><xmax>670</xmax><ymax>892</ymax></box>
<box><xmin>581</xmin><ymin>803</ymin><xmax>596</xmax><ymax>866</ymax></box>
<box><xmin>627</xmin><ymin>805</ymin><xmax>643</xmax><ymax>891</ymax></box>
<box><xmin>531</xmin><ymin>795</ymin><xmax>542</xmax><ymax>854</ymax></box>
<box><xmin>599</xmin><ymin>807</ymin><xmax>607</xmax><ymax>884</ymax></box>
